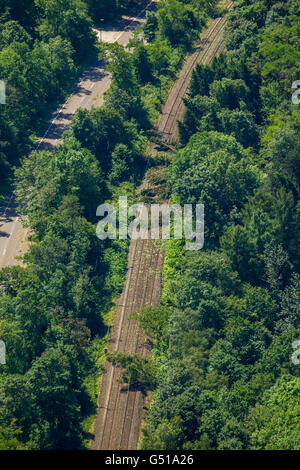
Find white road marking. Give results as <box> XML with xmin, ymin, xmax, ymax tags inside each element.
<box><xmin>35</xmin><ymin>104</ymin><xmax>67</xmax><ymax>150</ymax></box>
<box><xmin>34</xmin><ymin>1</ymin><xmax>155</xmax><ymax>150</ymax></box>
<box><xmin>1</xmin><ymin>1</ymin><xmax>157</xmax><ymax>272</ymax></box>
<box><xmin>115</xmin><ymin>0</ymin><xmax>155</xmax><ymax>42</ymax></box>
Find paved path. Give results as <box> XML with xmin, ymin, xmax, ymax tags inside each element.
<box><xmin>0</xmin><ymin>0</ymin><xmax>158</xmax><ymax>269</ymax></box>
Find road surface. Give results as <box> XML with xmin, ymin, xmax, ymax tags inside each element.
<box><xmin>0</xmin><ymin>0</ymin><xmax>158</xmax><ymax>270</ymax></box>
<box><xmin>0</xmin><ymin>195</ymin><xmax>28</xmax><ymax>269</ymax></box>
<box><xmin>91</xmin><ymin>1</ymin><xmax>233</xmax><ymax>450</ymax></box>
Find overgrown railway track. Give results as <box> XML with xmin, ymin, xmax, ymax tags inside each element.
<box><xmin>158</xmin><ymin>0</ymin><xmax>233</xmax><ymax>143</ymax></box>
<box><xmin>92</xmin><ymin>239</ymin><xmax>165</xmax><ymax>450</ymax></box>
<box><xmin>91</xmin><ymin>1</ymin><xmax>233</xmax><ymax>450</ymax></box>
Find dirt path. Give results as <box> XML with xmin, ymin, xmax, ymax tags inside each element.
<box><xmin>91</xmin><ymin>2</ymin><xmax>233</xmax><ymax>451</ymax></box>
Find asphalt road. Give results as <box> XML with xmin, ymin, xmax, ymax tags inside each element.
<box><xmin>0</xmin><ymin>194</ymin><xmax>27</xmax><ymax>269</ymax></box>
<box><xmin>0</xmin><ymin>0</ymin><xmax>157</xmax><ymax>270</ymax></box>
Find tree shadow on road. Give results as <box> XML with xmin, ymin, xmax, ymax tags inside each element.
<box><xmin>0</xmin><ymin>230</ymin><xmax>10</xmax><ymax>238</ymax></box>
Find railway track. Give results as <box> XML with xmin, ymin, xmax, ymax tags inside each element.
<box><xmin>92</xmin><ymin>239</ymin><xmax>165</xmax><ymax>450</ymax></box>
<box><xmin>91</xmin><ymin>1</ymin><xmax>232</xmax><ymax>451</ymax></box>
<box><xmin>119</xmin><ymin>243</ymin><xmax>164</xmax><ymax>450</ymax></box>
<box><xmin>158</xmin><ymin>0</ymin><xmax>233</xmax><ymax>143</ymax></box>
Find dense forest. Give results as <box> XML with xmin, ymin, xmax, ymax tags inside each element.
<box><xmin>0</xmin><ymin>0</ymin><xmax>223</xmax><ymax>450</ymax></box>
<box><xmin>0</xmin><ymin>0</ymin><xmax>299</xmax><ymax>452</ymax></box>
<box><xmin>137</xmin><ymin>0</ymin><xmax>300</xmax><ymax>450</ymax></box>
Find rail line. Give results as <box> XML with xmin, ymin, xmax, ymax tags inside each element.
<box><xmin>114</xmin><ymin>241</ymin><xmax>155</xmax><ymax>449</ymax></box>
<box><xmin>91</xmin><ymin>1</ymin><xmax>232</xmax><ymax>450</ymax></box>
<box><xmin>172</xmin><ymin>18</ymin><xmax>229</xmax><ymax>141</ymax></box>
<box><xmin>158</xmin><ymin>17</ymin><xmax>226</xmax><ymax>135</ymax></box>
<box><xmin>94</xmin><ymin>239</ymin><xmax>145</xmax><ymax>449</ymax></box>
<box><xmin>106</xmin><ymin>239</ymin><xmax>151</xmax><ymax>450</ymax></box>
<box><xmin>92</xmin><ymin>238</ymin><xmax>165</xmax><ymax>450</ymax></box>
<box><xmin>173</xmin><ymin>36</ymin><xmax>227</xmax><ymax>137</ymax></box>
<box><xmin>158</xmin><ymin>0</ymin><xmax>233</xmax><ymax>143</ymax></box>
<box><xmin>119</xmin><ymin>243</ymin><xmax>164</xmax><ymax>449</ymax></box>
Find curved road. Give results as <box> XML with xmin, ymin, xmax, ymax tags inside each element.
<box><xmin>0</xmin><ymin>0</ymin><xmax>158</xmax><ymax>270</ymax></box>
